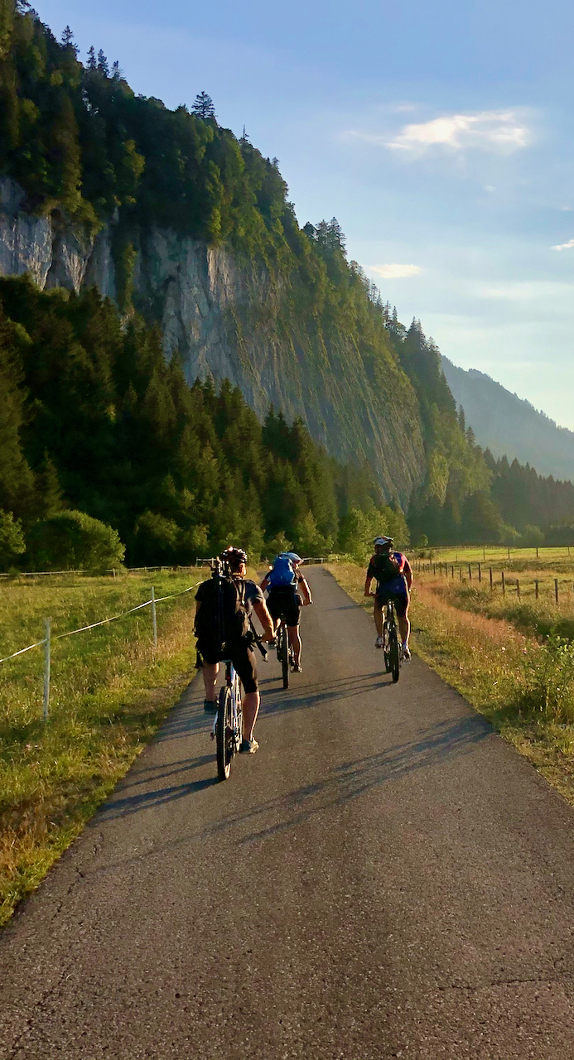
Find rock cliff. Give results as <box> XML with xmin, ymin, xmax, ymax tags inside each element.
<box><xmin>0</xmin><ymin>177</ymin><xmax>426</xmax><ymax>505</ymax></box>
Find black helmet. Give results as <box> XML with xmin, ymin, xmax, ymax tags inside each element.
<box><xmin>219</xmin><ymin>546</ymin><xmax>247</xmax><ymax>572</ymax></box>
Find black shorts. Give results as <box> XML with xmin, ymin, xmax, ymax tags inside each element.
<box><xmin>267</xmin><ymin>587</ymin><xmax>302</xmax><ymax>627</ymax></box>
<box><xmin>197</xmin><ymin>639</ymin><xmax>258</xmax><ymax>693</ymax></box>
<box><xmin>375</xmin><ymin>576</ymin><xmax>409</xmax><ymax>618</ymax></box>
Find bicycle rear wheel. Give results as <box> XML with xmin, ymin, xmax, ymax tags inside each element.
<box><xmin>280</xmin><ymin>625</ymin><xmax>289</xmax><ymax>689</ymax></box>
<box><xmin>389</xmin><ymin>623</ymin><xmax>400</xmax><ymax>683</ymax></box>
<box><xmin>216</xmin><ymin>687</ymin><xmax>233</xmax><ymax>780</ymax></box>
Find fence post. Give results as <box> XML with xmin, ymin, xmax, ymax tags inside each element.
<box><xmin>489</xmin><ymin>567</ymin><xmax>493</xmax><ymax>592</ymax></box>
<box><xmin>43</xmin><ymin>618</ymin><xmax>51</xmax><ymax>721</ymax></box>
<box><xmin>459</xmin><ymin>566</ymin><xmax>462</xmax><ymax>581</ymax></box>
<box><xmin>468</xmin><ymin>563</ymin><xmax>472</xmax><ymax>582</ymax></box>
<box><xmin>555</xmin><ymin>578</ymin><xmax>559</xmax><ymax>605</ymax></box>
<box><xmin>151</xmin><ymin>586</ymin><xmax>158</xmax><ymax>649</ymax></box>
<box><xmin>502</xmin><ymin>571</ymin><xmax>505</xmax><ymax>595</ymax></box>
<box><xmin>516</xmin><ymin>578</ymin><xmax>520</xmax><ymax>599</ymax></box>
<box><xmin>451</xmin><ymin>564</ymin><xmax>454</xmax><ymax>578</ymax></box>
<box><xmin>536</xmin><ymin>547</ymin><xmax>539</xmax><ymax>560</ymax></box>
<box><xmin>478</xmin><ymin>562</ymin><xmax>482</xmax><ymax>583</ymax></box>
<box><xmin>535</xmin><ymin>580</ymin><xmax>539</xmax><ymax>599</ymax></box>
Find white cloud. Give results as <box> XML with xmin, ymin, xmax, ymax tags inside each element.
<box><xmin>552</xmin><ymin>238</ymin><xmax>574</xmax><ymax>250</ymax></box>
<box><xmin>560</xmin><ymin>206</ymin><xmax>573</xmax><ymax>212</ymax></box>
<box><xmin>383</xmin><ymin>110</ymin><xmax>531</xmax><ymax>155</ymax></box>
<box><xmin>370</xmin><ymin>264</ymin><xmax>422</xmax><ymax>279</ymax></box>
<box><xmin>483</xmin><ymin>185</ymin><xmax>496</xmax><ymax>193</ymax></box>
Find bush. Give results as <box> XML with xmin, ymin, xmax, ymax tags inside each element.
<box><xmin>26</xmin><ymin>511</ymin><xmax>125</xmax><ymax>571</ymax></box>
<box><xmin>0</xmin><ymin>510</ymin><xmax>26</xmax><ymax>571</ymax></box>
<box><xmin>518</xmin><ymin>636</ymin><xmax>574</xmax><ymax>724</ymax></box>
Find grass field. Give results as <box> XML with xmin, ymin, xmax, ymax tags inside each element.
<box><xmin>416</xmin><ymin>544</ymin><xmax>574</xmax><ymax>570</ymax></box>
<box><xmin>328</xmin><ymin>561</ymin><xmax>574</xmax><ymax>807</ymax></box>
<box><xmin>0</xmin><ymin>568</ymin><xmax>202</xmax><ymax>927</ymax></box>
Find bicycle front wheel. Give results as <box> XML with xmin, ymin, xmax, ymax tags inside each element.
<box><xmin>216</xmin><ymin>687</ymin><xmax>233</xmax><ymax>780</ymax></box>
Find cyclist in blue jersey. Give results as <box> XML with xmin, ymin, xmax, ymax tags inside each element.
<box><xmin>364</xmin><ymin>536</ymin><xmax>413</xmax><ymax>660</ymax></box>
<box><xmin>261</xmin><ymin>552</ymin><xmax>312</xmax><ymax>672</ymax></box>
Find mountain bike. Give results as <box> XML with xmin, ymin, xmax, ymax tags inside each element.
<box><xmin>213</xmin><ymin>658</ymin><xmax>242</xmax><ymax>780</ymax></box>
<box><xmin>382</xmin><ymin>600</ymin><xmax>400</xmax><ymax>683</ymax></box>
<box><xmin>276</xmin><ymin>618</ymin><xmax>294</xmax><ymax>689</ymax></box>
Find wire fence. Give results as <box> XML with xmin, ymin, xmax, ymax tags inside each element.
<box><xmin>414</xmin><ymin>559</ymin><xmax>574</xmax><ymax>605</ymax></box>
<box><xmin>0</xmin><ymin>581</ymin><xmax>201</xmax><ymax>719</ymax></box>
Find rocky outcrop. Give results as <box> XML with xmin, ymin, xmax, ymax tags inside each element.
<box><xmin>0</xmin><ymin>178</ymin><xmax>426</xmax><ymax>504</ymax></box>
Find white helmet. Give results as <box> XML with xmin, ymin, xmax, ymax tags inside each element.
<box><xmin>373</xmin><ymin>536</ymin><xmax>393</xmax><ymax>548</ymax></box>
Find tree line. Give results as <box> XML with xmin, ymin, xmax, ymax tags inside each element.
<box><xmin>0</xmin><ymin>276</ymin><xmax>408</xmax><ymax>570</ymax></box>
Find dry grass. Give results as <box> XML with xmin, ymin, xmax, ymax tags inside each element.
<box><xmin>0</xmin><ymin>569</ymin><xmax>202</xmax><ymax>927</ymax></box>
<box><xmin>328</xmin><ymin>563</ymin><xmax>574</xmax><ymax>807</ymax></box>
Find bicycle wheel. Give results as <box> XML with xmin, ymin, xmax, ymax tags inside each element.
<box><xmin>232</xmin><ymin>674</ymin><xmax>243</xmax><ymax>756</ymax></box>
<box><xmin>280</xmin><ymin>625</ymin><xmax>289</xmax><ymax>689</ymax></box>
<box><xmin>382</xmin><ymin>610</ymin><xmax>392</xmax><ymax>673</ymax></box>
<box><xmin>389</xmin><ymin>621</ymin><xmax>400</xmax><ymax>683</ymax></box>
<box><xmin>216</xmin><ymin>687</ymin><xmax>232</xmax><ymax>780</ymax></box>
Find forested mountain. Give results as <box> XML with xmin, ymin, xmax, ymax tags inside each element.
<box><xmin>1</xmin><ymin>0</ymin><xmax>574</xmax><ymax>560</ymax></box>
<box><xmin>441</xmin><ymin>357</ymin><xmax>574</xmax><ymax>483</ymax></box>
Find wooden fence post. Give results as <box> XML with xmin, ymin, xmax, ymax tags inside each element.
<box><xmin>535</xmin><ymin>580</ymin><xmax>539</xmax><ymax>600</ymax></box>
<box><xmin>151</xmin><ymin>586</ymin><xmax>158</xmax><ymax>649</ymax></box>
<box><xmin>555</xmin><ymin>578</ymin><xmax>559</xmax><ymax>604</ymax></box>
<box><xmin>516</xmin><ymin>579</ymin><xmax>520</xmax><ymax>599</ymax></box>
<box><xmin>489</xmin><ymin>567</ymin><xmax>493</xmax><ymax>592</ymax></box>
<box><xmin>478</xmin><ymin>562</ymin><xmax>482</xmax><ymax>583</ymax></box>
<box><xmin>43</xmin><ymin>618</ymin><xmax>51</xmax><ymax>721</ymax></box>
<box><xmin>502</xmin><ymin>571</ymin><xmax>506</xmax><ymax>595</ymax></box>
<box><xmin>451</xmin><ymin>565</ymin><xmax>454</xmax><ymax>578</ymax></box>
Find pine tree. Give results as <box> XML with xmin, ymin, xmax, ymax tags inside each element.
<box><xmin>192</xmin><ymin>91</ymin><xmax>215</xmax><ymax>120</ymax></box>
<box><xmin>87</xmin><ymin>45</ymin><xmax>97</xmax><ymax>70</ymax></box>
<box><xmin>97</xmin><ymin>49</ymin><xmax>109</xmax><ymax>76</ymax></box>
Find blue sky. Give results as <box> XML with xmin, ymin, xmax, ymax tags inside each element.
<box><xmin>38</xmin><ymin>0</ymin><xmax>574</xmax><ymax>429</ymax></box>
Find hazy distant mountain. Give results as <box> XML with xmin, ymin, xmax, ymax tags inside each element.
<box><xmin>441</xmin><ymin>356</ymin><xmax>574</xmax><ymax>483</ymax></box>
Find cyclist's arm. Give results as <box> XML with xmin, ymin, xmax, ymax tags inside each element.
<box><xmin>403</xmin><ymin>557</ymin><xmax>413</xmax><ymax>590</ymax></box>
<box><xmin>253</xmin><ymin>598</ymin><xmax>275</xmax><ymax>641</ymax></box>
<box><xmin>297</xmin><ymin>573</ymin><xmax>312</xmax><ymax>605</ymax></box>
<box><xmin>260</xmin><ymin>573</ymin><xmax>270</xmax><ymax>591</ymax></box>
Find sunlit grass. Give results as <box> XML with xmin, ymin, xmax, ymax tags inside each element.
<box><xmin>0</xmin><ymin>569</ymin><xmax>202</xmax><ymax>927</ymax></box>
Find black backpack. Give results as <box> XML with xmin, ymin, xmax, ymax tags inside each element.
<box><xmin>372</xmin><ymin>552</ymin><xmax>401</xmax><ymax>583</ymax></box>
<box><xmin>194</xmin><ymin>571</ymin><xmax>250</xmax><ymax>652</ymax></box>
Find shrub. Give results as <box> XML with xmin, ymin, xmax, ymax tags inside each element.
<box><xmin>518</xmin><ymin>636</ymin><xmax>574</xmax><ymax>724</ymax></box>
<box><xmin>26</xmin><ymin>511</ymin><xmax>125</xmax><ymax>571</ymax></box>
<box><xmin>0</xmin><ymin>510</ymin><xmax>26</xmax><ymax>571</ymax></box>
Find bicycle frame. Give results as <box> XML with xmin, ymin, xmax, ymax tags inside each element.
<box><xmin>382</xmin><ymin>600</ymin><xmax>401</xmax><ymax>683</ymax></box>
<box><xmin>213</xmin><ymin>657</ymin><xmax>243</xmax><ymax>780</ymax></box>
<box><xmin>276</xmin><ymin>618</ymin><xmax>293</xmax><ymax>689</ymax></box>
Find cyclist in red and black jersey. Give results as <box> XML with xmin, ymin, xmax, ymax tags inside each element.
<box><xmin>364</xmin><ymin>536</ymin><xmax>413</xmax><ymax>660</ymax></box>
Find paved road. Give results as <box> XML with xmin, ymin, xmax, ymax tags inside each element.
<box><xmin>1</xmin><ymin>567</ymin><xmax>574</xmax><ymax>1059</ymax></box>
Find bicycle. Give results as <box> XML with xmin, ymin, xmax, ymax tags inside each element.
<box><xmin>213</xmin><ymin>657</ymin><xmax>242</xmax><ymax>780</ymax></box>
<box><xmin>382</xmin><ymin>600</ymin><xmax>400</xmax><ymax>683</ymax></box>
<box><xmin>276</xmin><ymin>617</ymin><xmax>294</xmax><ymax>689</ymax></box>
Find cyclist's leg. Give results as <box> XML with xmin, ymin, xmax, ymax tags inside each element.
<box><xmin>197</xmin><ymin>643</ymin><xmax>220</xmax><ymax>709</ymax></box>
<box><xmin>287</xmin><ymin>625</ymin><xmax>302</xmax><ymax>664</ymax></box>
<box><xmin>394</xmin><ymin>593</ymin><xmax>410</xmax><ymax>652</ymax></box>
<box><xmin>285</xmin><ymin>592</ymin><xmax>303</xmax><ymax>666</ymax></box>
<box><xmin>373</xmin><ymin>594</ymin><xmax>384</xmax><ymax>638</ymax></box>
<box><xmin>232</xmin><ymin>644</ymin><xmax>259</xmax><ymax>742</ymax></box>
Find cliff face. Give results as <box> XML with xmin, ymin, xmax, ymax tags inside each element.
<box><xmin>0</xmin><ymin>178</ymin><xmax>426</xmax><ymax>505</ymax></box>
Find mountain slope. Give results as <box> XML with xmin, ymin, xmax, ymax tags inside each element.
<box><xmin>441</xmin><ymin>356</ymin><xmax>574</xmax><ymax>483</ymax></box>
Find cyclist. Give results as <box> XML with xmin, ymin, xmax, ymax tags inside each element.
<box><xmin>364</xmin><ymin>536</ymin><xmax>413</xmax><ymax>660</ymax></box>
<box><xmin>260</xmin><ymin>552</ymin><xmax>312</xmax><ymax>673</ymax></box>
<box><xmin>195</xmin><ymin>546</ymin><xmax>274</xmax><ymax>754</ymax></box>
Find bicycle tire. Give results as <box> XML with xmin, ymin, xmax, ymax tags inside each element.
<box><xmin>280</xmin><ymin>625</ymin><xmax>289</xmax><ymax>689</ymax></box>
<box><xmin>216</xmin><ymin>687</ymin><xmax>232</xmax><ymax>780</ymax></box>
<box><xmin>389</xmin><ymin>625</ymin><xmax>400</xmax><ymax>683</ymax></box>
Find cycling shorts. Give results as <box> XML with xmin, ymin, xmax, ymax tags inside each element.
<box><xmin>197</xmin><ymin>638</ymin><xmax>258</xmax><ymax>693</ymax></box>
<box><xmin>267</xmin><ymin>586</ymin><xmax>302</xmax><ymax>627</ymax></box>
<box><xmin>375</xmin><ymin>575</ymin><xmax>409</xmax><ymax>618</ymax></box>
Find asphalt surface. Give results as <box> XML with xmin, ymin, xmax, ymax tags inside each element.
<box><xmin>1</xmin><ymin>566</ymin><xmax>574</xmax><ymax>1059</ymax></box>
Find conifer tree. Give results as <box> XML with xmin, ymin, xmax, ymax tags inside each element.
<box><xmin>192</xmin><ymin>90</ymin><xmax>215</xmax><ymax>120</ymax></box>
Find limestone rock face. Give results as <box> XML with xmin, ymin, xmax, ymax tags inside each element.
<box><xmin>0</xmin><ymin>178</ymin><xmax>426</xmax><ymax>504</ymax></box>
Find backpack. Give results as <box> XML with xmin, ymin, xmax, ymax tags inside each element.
<box><xmin>372</xmin><ymin>551</ymin><xmax>403</xmax><ymax>584</ymax></box>
<box><xmin>267</xmin><ymin>554</ymin><xmax>296</xmax><ymax>588</ymax></box>
<box><xmin>194</xmin><ymin>572</ymin><xmax>250</xmax><ymax>651</ymax></box>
